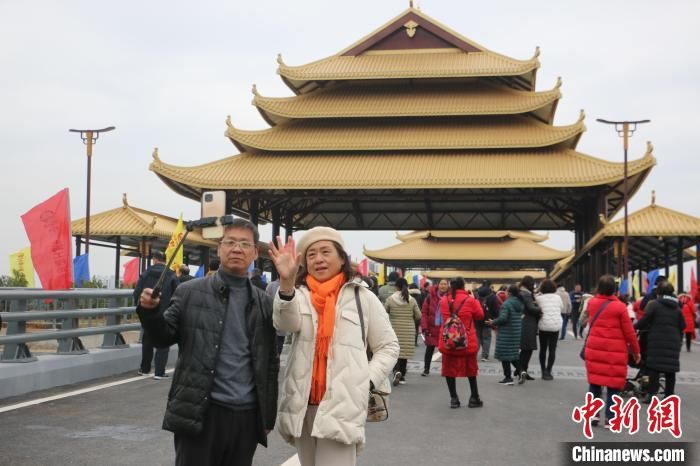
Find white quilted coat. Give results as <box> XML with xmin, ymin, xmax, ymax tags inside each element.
<box><xmin>536</xmin><ymin>293</ymin><xmax>564</xmax><ymax>332</ymax></box>
<box><xmin>273</xmin><ymin>282</ymin><xmax>399</xmax><ymax>447</ymax></box>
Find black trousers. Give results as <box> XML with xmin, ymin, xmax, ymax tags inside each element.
<box><xmin>424</xmin><ymin>345</ymin><xmax>436</xmax><ymax>371</ymax></box>
<box><xmin>140</xmin><ymin>331</ymin><xmax>169</xmax><ymax>376</ymax></box>
<box><xmin>647</xmin><ymin>369</ymin><xmax>677</xmax><ymax>397</ymax></box>
<box><xmin>445</xmin><ymin>376</ymin><xmax>479</xmax><ymax>399</ymax></box>
<box><xmin>501</xmin><ymin>360</ymin><xmax>520</xmax><ymax>379</ymax></box>
<box><xmin>685</xmin><ymin>333</ymin><xmax>692</xmax><ymax>352</ymax></box>
<box><xmin>394</xmin><ymin>358</ymin><xmax>408</xmax><ymax>378</ymax></box>
<box><xmin>519</xmin><ymin>349</ymin><xmax>533</xmax><ymax>373</ymax></box>
<box><xmin>174</xmin><ymin>404</ymin><xmax>258</xmax><ymax>466</ymax></box>
<box><xmin>538</xmin><ymin>331</ymin><xmax>559</xmax><ymax>373</ymax></box>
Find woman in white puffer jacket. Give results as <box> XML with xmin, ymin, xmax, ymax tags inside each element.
<box><xmin>269</xmin><ymin>227</ymin><xmax>399</xmax><ymax>466</ymax></box>
<box><xmin>535</xmin><ymin>279</ymin><xmax>563</xmax><ymax>380</ymax></box>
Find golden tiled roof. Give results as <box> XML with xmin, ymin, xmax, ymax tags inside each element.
<box><xmin>226</xmin><ymin>115</ymin><xmax>584</xmax><ymax>152</ymax></box>
<box><xmin>150</xmin><ymin>146</ymin><xmax>655</xmax><ymax>191</ymax></box>
<box><xmin>396</xmin><ymin>230</ymin><xmax>549</xmax><ymax>242</ymax></box>
<box><xmin>363</xmin><ymin>237</ymin><xmax>572</xmax><ymax>262</ymax></box>
<box><xmin>551</xmin><ymin>202</ymin><xmax>700</xmax><ymax>281</ymax></box>
<box><xmin>425</xmin><ymin>269</ymin><xmax>546</xmax><ymax>281</ymax></box>
<box><xmin>276</xmin><ymin>7</ymin><xmax>540</xmax><ymax>92</ymax></box>
<box><xmin>278</xmin><ymin>50</ymin><xmax>539</xmax><ymax>89</ymax></box>
<box><xmin>71</xmin><ymin>196</ymin><xmax>216</xmax><ymax>247</ymax></box>
<box><xmin>253</xmin><ymin>81</ymin><xmax>561</xmax><ymax>123</ymax></box>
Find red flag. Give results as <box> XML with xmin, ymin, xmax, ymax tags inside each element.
<box><xmin>21</xmin><ymin>189</ymin><xmax>73</xmax><ymax>289</ymax></box>
<box><xmin>359</xmin><ymin>258</ymin><xmax>369</xmax><ymax>276</ymax></box>
<box><xmin>122</xmin><ymin>257</ymin><xmax>140</xmax><ymax>286</ymax></box>
<box><xmin>691</xmin><ymin>267</ymin><xmax>698</xmax><ymax>301</ymax></box>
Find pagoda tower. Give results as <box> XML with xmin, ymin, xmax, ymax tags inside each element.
<box><xmin>151</xmin><ymin>5</ymin><xmax>655</xmax><ymax>283</ymax></box>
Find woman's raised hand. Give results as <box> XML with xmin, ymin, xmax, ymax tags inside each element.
<box><xmin>268</xmin><ymin>235</ymin><xmax>301</xmax><ymax>285</ymax></box>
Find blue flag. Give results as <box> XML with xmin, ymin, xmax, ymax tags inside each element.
<box><xmin>619</xmin><ymin>278</ymin><xmax>629</xmax><ymax>296</ymax></box>
<box><xmin>73</xmin><ymin>254</ymin><xmax>90</xmax><ymax>287</ymax></box>
<box><xmin>647</xmin><ymin>269</ymin><xmax>660</xmax><ymax>288</ymax></box>
<box><xmin>194</xmin><ymin>266</ymin><xmax>205</xmax><ymax>278</ymax></box>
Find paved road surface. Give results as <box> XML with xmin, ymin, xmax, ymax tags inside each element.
<box><xmin>1</xmin><ymin>336</ymin><xmax>698</xmax><ymax>465</ymax></box>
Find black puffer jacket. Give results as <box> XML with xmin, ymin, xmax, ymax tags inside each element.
<box><xmin>137</xmin><ymin>272</ymin><xmax>279</xmax><ymax>446</ymax></box>
<box><xmin>634</xmin><ymin>296</ymin><xmax>686</xmax><ymax>373</ymax></box>
<box><xmin>519</xmin><ymin>288</ymin><xmax>542</xmax><ymax>351</ymax></box>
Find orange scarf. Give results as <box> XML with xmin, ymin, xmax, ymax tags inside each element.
<box><xmin>306</xmin><ymin>272</ymin><xmax>345</xmax><ymax>404</ymax></box>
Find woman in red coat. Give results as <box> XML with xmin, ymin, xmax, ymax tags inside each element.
<box><xmin>583</xmin><ymin>275</ymin><xmax>640</xmax><ymax>427</ymax></box>
<box><xmin>679</xmin><ymin>293</ymin><xmax>696</xmax><ymax>351</ymax></box>
<box><xmin>420</xmin><ymin>279</ymin><xmax>449</xmax><ymax>376</ymax></box>
<box><xmin>438</xmin><ymin>277</ymin><xmax>484</xmax><ymax>409</ymax></box>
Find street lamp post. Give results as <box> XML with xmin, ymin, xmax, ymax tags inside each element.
<box><xmin>69</xmin><ymin>127</ymin><xmax>115</xmax><ymax>255</ymax></box>
<box><xmin>596</xmin><ymin>119</ymin><xmax>650</xmax><ymax>281</ymax></box>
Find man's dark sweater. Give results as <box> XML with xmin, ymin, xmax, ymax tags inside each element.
<box><xmin>210</xmin><ymin>270</ymin><xmax>257</xmax><ymax>409</ymax></box>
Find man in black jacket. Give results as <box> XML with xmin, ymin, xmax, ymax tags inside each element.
<box><xmin>134</xmin><ymin>250</ymin><xmax>178</xmax><ymax>379</ymax></box>
<box><xmin>137</xmin><ymin>219</ymin><xmax>279</xmax><ymax>466</ymax></box>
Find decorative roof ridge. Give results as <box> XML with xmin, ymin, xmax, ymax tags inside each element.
<box><xmin>277</xmin><ymin>7</ymin><xmax>540</xmax><ymax>75</ymax></box>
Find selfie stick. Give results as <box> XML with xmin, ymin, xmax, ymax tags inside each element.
<box><xmin>151</xmin><ymin>217</ymin><xmax>218</xmax><ymax>299</ymax></box>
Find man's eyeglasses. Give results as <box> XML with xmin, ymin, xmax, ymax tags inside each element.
<box><xmin>220</xmin><ymin>239</ymin><xmax>255</xmax><ymax>250</ymax></box>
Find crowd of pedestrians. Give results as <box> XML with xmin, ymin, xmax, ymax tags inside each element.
<box><xmin>132</xmin><ymin>223</ymin><xmax>698</xmax><ymax>465</ymax></box>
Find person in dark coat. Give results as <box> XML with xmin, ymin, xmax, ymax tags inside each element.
<box><xmin>137</xmin><ymin>219</ymin><xmax>279</xmax><ymax>466</ymax></box>
<box><xmin>178</xmin><ymin>264</ymin><xmax>194</xmax><ymax>283</ymax></box>
<box><xmin>134</xmin><ymin>250</ymin><xmax>179</xmax><ymax>379</ymax></box>
<box><xmin>438</xmin><ymin>277</ymin><xmax>484</xmax><ymax>408</ymax></box>
<box><xmin>486</xmin><ymin>284</ymin><xmax>523</xmax><ymax>385</ymax></box>
<box><xmin>476</xmin><ymin>281</ymin><xmax>500</xmax><ymax>361</ymax></box>
<box><xmin>517</xmin><ymin>275</ymin><xmax>541</xmax><ymax>383</ymax></box>
<box><xmin>634</xmin><ymin>281</ymin><xmax>686</xmax><ymax>400</ymax></box>
<box><xmin>420</xmin><ymin>279</ymin><xmax>448</xmax><ymax>376</ymax></box>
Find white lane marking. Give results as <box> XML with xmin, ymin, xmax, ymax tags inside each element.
<box><xmin>281</xmin><ymin>454</ymin><xmax>300</xmax><ymax>466</ymax></box>
<box><xmin>431</xmin><ymin>352</ymin><xmax>442</xmax><ymax>363</ymax></box>
<box><xmin>0</xmin><ymin>368</ymin><xmax>175</xmax><ymax>414</ymax></box>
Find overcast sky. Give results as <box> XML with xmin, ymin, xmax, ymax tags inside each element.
<box><xmin>1</xmin><ymin>0</ymin><xmax>699</xmax><ymax>281</ymax></box>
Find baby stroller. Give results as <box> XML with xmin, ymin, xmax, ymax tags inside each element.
<box><xmin>621</xmin><ymin>328</ymin><xmax>664</xmax><ymax>399</ymax></box>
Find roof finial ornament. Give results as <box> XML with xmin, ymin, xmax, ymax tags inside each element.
<box><xmin>578</xmin><ymin>109</ymin><xmax>586</xmax><ymax>123</ymax></box>
<box><xmin>251</xmin><ymin>84</ymin><xmax>259</xmax><ymax>97</ymax></box>
<box><xmin>533</xmin><ymin>46</ymin><xmax>541</xmax><ymax>59</ymax></box>
<box><xmin>226</xmin><ymin>115</ymin><xmax>234</xmax><ymax>129</ymax></box>
<box><xmin>409</xmin><ymin>0</ymin><xmax>414</xmax><ymax>8</ymax></box>
<box><xmin>599</xmin><ymin>213</ymin><xmax>608</xmax><ymax>226</ymax></box>
<box><xmin>646</xmin><ymin>140</ymin><xmax>654</xmax><ymax>154</ymax></box>
<box><xmin>276</xmin><ymin>53</ymin><xmax>285</xmax><ymax>66</ymax></box>
<box><xmin>122</xmin><ymin>193</ymin><xmax>128</xmax><ymax>207</ymax></box>
<box><xmin>151</xmin><ymin>216</ymin><xmax>158</xmax><ymax>228</ymax></box>
<box><xmin>152</xmin><ymin>147</ymin><xmax>160</xmax><ymax>161</ymax></box>
<box><xmin>555</xmin><ymin>76</ymin><xmax>562</xmax><ymax>89</ymax></box>
<box><xmin>651</xmin><ymin>190</ymin><xmax>656</xmax><ymax>206</ymax></box>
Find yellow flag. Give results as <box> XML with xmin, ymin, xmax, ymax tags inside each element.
<box><xmin>166</xmin><ymin>214</ymin><xmax>185</xmax><ymax>271</ymax></box>
<box><xmin>10</xmin><ymin>247</ymin><xmax>35</xmax><ymax>287</ymax></box>
<box><xmin>632</xmin><ymin>270</ymin><xmax>640</xmax><ymax>300</ymax></box>
<box><xmin>377</xmin><ymin>264</ymin><xmax>385</xmax><ymax>285</ymax></box>
<box><xmin>668</xmin><ymin>267</ymin><xmax>677</xmax><ymax>292</ymax></box>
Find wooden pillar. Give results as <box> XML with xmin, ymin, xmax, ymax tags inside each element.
<box><xmin>114</xmin><ymin>236</ymin><xmax>121</xmax><ymax>289</ymax></box>
<box><xmin>271</xmin><ymin>206</ymin><xmax>281</xmax><ymax>281</ymax></box>
<box><xmin>285</xmin><ymin>211</ymin><xmax>294</xmax><ymax>239</ymax></box>
<box><xmin>75</xmin><ymin>235</ymin><xmax>82</xmax><ymax>256</ymax></box>
<box><xmin>664</xmin><ymin>240</ymin><xmax>670</xmax><ymax>277</ymax></box>
<box><xmin>696</xmin><ymin>237</ymin><xmax>700</xmax><ymax>295</ymax></box>
<box><xmin>200</xmin><ymin>246</ymin><xmax>210</xmax><ymax>274</ymax></box>
<box><xmin>677</xmin><ymin>236</ymin><xmax>684</xmax><ymax>293</ymax></box>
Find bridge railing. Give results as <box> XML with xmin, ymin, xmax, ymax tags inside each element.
<box><xmin>0</xmin><ymin>289</ymin><xmax>138</xmax><ymax>363</ymax></box>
